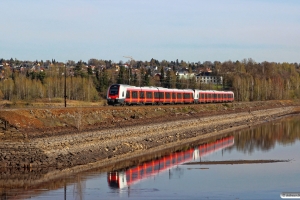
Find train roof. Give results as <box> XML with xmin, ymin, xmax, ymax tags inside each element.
<box><xmin>195</xmin><ymin>90</ymin><xmax>233</xmax><ymax>93</ymax></box>
<box><xmin>110</xmin><ymin>84</ymin><xmax>233</xmax><ymax>93</ymax></box>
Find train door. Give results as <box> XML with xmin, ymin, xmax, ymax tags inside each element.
<box><xmin>139</xmin><ymin>90</ymin><xmax>145</xmax><ymax>104</ymax></box>
<box><xmin>125</xmin><ymin>89</ymin><xmax>131</xmax><ymax>104</ymax></box>
<box><xmin>131</xmin><ymin>90</ymin><xmax>139</xmax><ymax>104</ymax></box>
<box><xmin>158</xmin><ymin>89</ymin><xmax>165</xmax><ymax>104</ymax></box>
<box><xmin>145</xmin><ymin>90</ymin><xmax>153</xmax><ymax>104</ymax></box>
<box><xmin>172</xmin><ymin>92</ymin><xmax>176</xmax><ymax>104</ymax></box>
<box><xmin>165</xmin><ymin>92</ymin><xmax>171</xmax><ymax>104</ymax></box>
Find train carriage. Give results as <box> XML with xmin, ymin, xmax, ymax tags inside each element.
<box><xmin>107</xmin><ymin>84</ymin><xmax>234</xmax><ymax>106</ymax></box>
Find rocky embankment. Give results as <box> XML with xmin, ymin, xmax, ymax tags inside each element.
<box><xmin>0</xmin><ymin>100</ymin><xmax>299</xmax><ymax>172</ymax></box>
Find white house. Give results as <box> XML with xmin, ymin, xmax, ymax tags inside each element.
<box><xmin>196</xmin><ymin>74</ymin><xmax>223</xmax><ymax>85</ymax></box>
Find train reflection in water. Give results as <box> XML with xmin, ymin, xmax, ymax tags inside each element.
<box><xmin>108</xmin><ymin>136</ymin><xmax>234</xmax><ymax>189</ymax></box>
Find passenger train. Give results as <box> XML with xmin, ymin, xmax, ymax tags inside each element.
<box><xmin>107</xmin><ymin>136</ymin><xmax>234</xmax><ymax>189</ymax></box>
<box><xmin>107</xmin><ymin>84</ymin><xmax>234</xmax><ymax>106</ymax></box>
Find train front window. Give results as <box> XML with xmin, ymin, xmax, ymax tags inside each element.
<box><xmin>109</xmin><ymin>85</ymin><xmax>119</xmax><ymax>95</ymax></box>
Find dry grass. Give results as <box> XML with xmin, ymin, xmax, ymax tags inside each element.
<box><xmin>0</xmin><ymin>99</ymin><xmax>107</xmax><ymax>108</ymax></box>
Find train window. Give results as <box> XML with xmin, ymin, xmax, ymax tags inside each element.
<box><xmin>132</xmin><ymin>91</ymin><xmax>138</xmax><ymax>98</ymax></box>
<box><xmin>177</xmin><ymin>93</ymin><xmax>182</xmax><ymax>99</ymax></box>
<box><xmin>218</xmin><ymin>94</ymin><xmax>221</xmax><ymax>98</ymax></box>
<box><xmin>126</xmin><ymin>91</ymin><xmax>130</xmax><ymax>98</ymax></box>
<box><xmin>159</xmin><ymin>92</ymin><xmax>164</xmax><ymax>98</ymax></box>
<box><xmin>166</xmin><ymin>92</ymin><xmax>170</xmax><ymax>99</ymax></box>
<box><xmin>146</xmin><ymin>92</ymin><xmax>152</xmax><ymax>98</ymax></box>
<box><xmin>184</xmin><ymin>93</ymin><xmax>190</xmax><ymax>99</ymax></box>
<box><xmin>202</xmin><ymin>94</ymin><xmax>205</xmax><ymax>98</ymax></box>
<box><xmin>122</xmin><ymin>91</ymin><xmax>124</xmax><ymax>97</ymax></box>
<box><xmin>172</xmin><ymin>93</ymin><xmax>176</xmax><ymax>99</ymax></box>
<box><xmin>154</xmin><ymin>92</ymin><xmax>159</xmax><ymax>98</ymax></box>
<box><xmin>214</xmin><ymin>94</ymin><xmax>217</xmax><ymax>98</ymax></box>
<box><xmin>140</xmin><ymin>91</ymin><xmax>145</xmax><ymax>98</ymax></box>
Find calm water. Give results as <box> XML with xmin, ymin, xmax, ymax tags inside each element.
<box><xmin>2</xmin><ymin>115</ymin><xmax>300</xmax><ymax>200</ymax></box>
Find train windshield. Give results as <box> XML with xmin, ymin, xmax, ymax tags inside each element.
<box><xmin>109</xmin><ymin>85</ymin><xmax>119</xmax><ymax>95</ymax></box>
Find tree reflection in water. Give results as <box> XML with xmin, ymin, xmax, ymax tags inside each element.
<box><xmin>230</xmin><ymin>116</ymin><xmax>300</xmax><ymax>153</ymax></box>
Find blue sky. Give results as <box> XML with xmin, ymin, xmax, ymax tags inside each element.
<box><xmin>1</xmin><ymin>0</ymin><xmax>299</xmax><ymax>63</ymax></box>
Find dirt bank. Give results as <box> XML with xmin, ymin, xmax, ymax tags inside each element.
<box><xmin>0</xmin><ymin>100</ymin><xmax>298</xmax><ymax>138</ymax></box>
<box><xmin>0</xmin><ymin>100</ymin><xmax>299</xmax><ymax>172</ymax></box>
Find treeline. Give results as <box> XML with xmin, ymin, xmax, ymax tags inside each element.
<box><xmin>226</xmin><ymin>60</ymin><xmax>300</xmax><ymax>101</ymax></box>
<box><xmin>0</xmin><ymin>58</ymin><xmax>299</xmax><ymax>102</ymax></box>
<box><xmin>0</xmin><ymin>64</ymin><xmax>104</xmax><ymax>102</ymax></box>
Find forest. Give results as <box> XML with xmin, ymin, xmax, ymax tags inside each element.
<box><xmin>0</xmin><ymin>58</ymin><xmax>299</xmax><ymax>103</ymax></box>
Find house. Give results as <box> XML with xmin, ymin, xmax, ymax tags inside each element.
<box><xmin>196</xmin><ymin>72</ymin><xmax>223</xmax><ymax>85</ymax></box>
<box><xmin>176</xmin><ymin>71</ymin><xmax>195</xmax><ymax>79</ymax></box>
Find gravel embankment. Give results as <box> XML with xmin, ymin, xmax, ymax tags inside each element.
<box><xmin>0</xmin><ymin>106</ymin><xmax>295</xmax><ymax>172</ymax></box>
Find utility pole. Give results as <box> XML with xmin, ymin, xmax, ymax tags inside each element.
<box><xmin>64</xmin><ymin>64</ymin><xmax>67</xmax><ymax>107</ymax></box>
<box><xmin>123</xmin><ymin>56</ymin><xmax>134</xmax><ymax>85</ymax></box>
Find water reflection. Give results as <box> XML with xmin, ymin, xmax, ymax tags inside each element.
<box><xmin>107</xmin><ymin>136</ymin><xmax>234</xmax><ymax>189</ymax></box>
<box><xmin>232</xmin><ymin>115</ymin><xmax>300</xmax><ymax>153</ymax></box>
<box><xmin>73</xmin><ymin>175</ymin><xmax>85</xmax><ymax>200</ymax></box>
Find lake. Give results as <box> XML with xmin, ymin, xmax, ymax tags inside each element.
<box><xmin>1</xmin><ymin>115</ymin><xmax>300</xmax><ymax>200</ymax></box>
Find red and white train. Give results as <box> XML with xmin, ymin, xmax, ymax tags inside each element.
<box><xmin>107</xmin><ymin>84</ymin><xmax>234</xmax><ymax>106</ymax></box>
